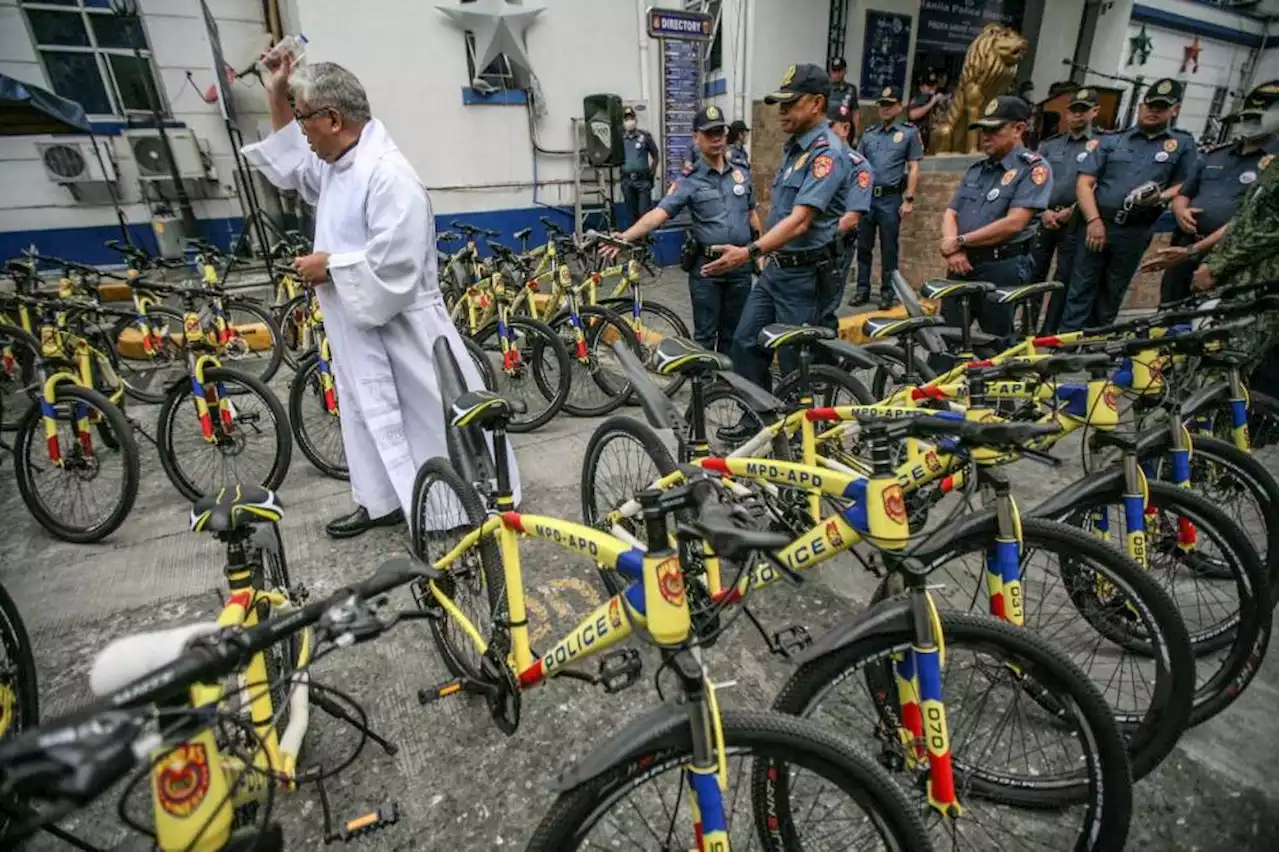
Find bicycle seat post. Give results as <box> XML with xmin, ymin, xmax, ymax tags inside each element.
<box><xmin>796</xmin><ymin>341</ymin><xmax>814</xmax><ymax>405</ymax></box>
<box><xmin>959</xmin><ymin>292</ymin><xmax>974</xmax><ymax>354</ymax></box>
<box><xmin>492</xmin><ymin>419</ymin><xmax>516</xmax><ymax>511</ymax></box>
<box><xmin>687</xmin><ymin>372</ymin><xmax>711</xmax><ymax>460</ymax></box>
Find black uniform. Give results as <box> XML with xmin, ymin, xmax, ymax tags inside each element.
<box><xmin>1160</xmin><ymin>136</ymin><xmax>1278</xmax><ymax>305</ymax></box>
<box><xmin>1060</xmin><ymin>78</ymin><xmax>1196</xmax><ymax>330</ymax></box>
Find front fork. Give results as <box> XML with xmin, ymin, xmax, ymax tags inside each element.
<box><xmin>317</xmin><ymin>338</ymin><xmax>339</xmax><ymax>416</ymax></box>
<box><xmin>985</xmin><ymin>478</ymin><xmax>1024</xmax><ymax>626</ymax></box>
<box><xmin>678</xmin><ymin>654</ymin><xmax>730</xmax><ymax>851</ymax></box>
<box><xmin>188</xmin><ymin>353</ymin><xmax>232</xmax><ymax>442</ymax></box>
<box><xmin>1227</xmin><ymin>368</ymin><xmax>1251</xmax><ymax>451</ymax></box>
<box><xmin>40</xmin><ymin>373</ymin><xmax>93</xmax><ymax>466</ymax></box>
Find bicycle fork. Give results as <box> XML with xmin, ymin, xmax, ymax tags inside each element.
<box><xmin>984</xmin><ymin>474</ymin><xmax>1024</xmax><ymax>626</ymax></box>
<box><xmin>674</xmin><ymin>652</ymin><xmax>731</xmax><ymax>851</ymax></box>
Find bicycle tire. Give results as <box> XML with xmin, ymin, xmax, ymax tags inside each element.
<box><xmin>0</xmin><ymin>324</ymin><xmax>37</xmax><ymax>430</ymax></box>
<box><xmin>13</xmin><ymin>384</ymin><xmax>139</xmax><ymax>543</ymax></box>
<box><xmin>460</xmin><ymin>334</ymin><xmax>496</xmax><ymax>391</ymax></box>
<box><xmin>548</xmin><ymin>305</ymin><xmax>639</xmax><ymax>418</ymax></box>
<box><xmin>471</xmin><ymin>316</ymin><xmax>570</xmax><ymax>432</ymax></box>
<box><xmin>156</xmin><ymin>366</ymin><xmax>292</xmax><ymax>502</ymax></box>
<box><xmin>273</xmin><ymin>293</ymin><xmax>311</xmax><ymax>372</ymax></box>
<box><xmin>597</xmin><ymin>297</ymin><xmax>691</xmax><ymax>396</ymax></box>
<box><xmin>216</xmin><ymin>299</ymin><xmax>285</xmax><ymax>386</ymax></box>
<box><xmin>1052</xmin><ymin>480</ymin><xmax>1270</xmax><ymax>727</ymax></box>
<box><xmin>527</xmin><ymin>709</ymin><xmax>932</xmax><ymax>852</ymax></box>
<box><xmin>908</xmin><ymin>516</ymin><xmax>1195</xmax><ymax>782</ymax></box>
<box><xmin>697</xmin><ymin>382</ymin><xmax>791</xmax><ymax>461</ymax></box>
<box><xmin>410</xmin><ymin>457</ymin><xmax>504</xmax><ymax>680</ymax></box>
<box><xmin>1245</xmin><ymin>390</ymin><xmax>1278</xmax><ymax>449</ymax></box>
<box><xmin>775</xmin><ymin>363</ymin><xmax>877</xmax><ymax>407</ymax></box>
<box><xmin>287</xmin><ymin>355</ymin><xmax>349</xmax><ymax>481</ymax></box>
<box><xmin>580</xmin><ymin>415</ymin><xmax>678</xmax><ymax>596</ymax></box>
<box><xmin>108</xmin><ymin>305</ymin><xmax>188</xmax><ymax>405</ymax></box>
<box><xmin>0</xmin><ymin>578</ymin><xmax>39</xmax><ymax>841</ymax></box>
<box><xmin>858</xmin><ymin>342</ymin><xmax>938</xmax><ymax>399</ymax></box>
<box><xmin>1143</xmin><ymin>434</ymin><xmax>1277</xmax><ymax>607</ymax></box>
<box><xmin>773</xmin><ymin>612</ymin><xmax>1132</xmax><ymax>850</ymax></box>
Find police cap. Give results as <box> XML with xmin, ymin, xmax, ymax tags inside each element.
<box><xmin>1143</xmin><ymin>79</ymin><xmax>1183</xmax><ymax>107</ymax></box>
<box><xmin>693</xmin><ymin>105</ymin><xmax>728</xmax><ymax>133</ymax></box>
<box><xmin>1067</xmin><ymin>87</ymin><xmax>1099</xmax><ymax>109</ymax></box>
<box><xmin>969</xmin><ymin>95</ymin><xmax>1032</xmax><ymax>129</ymax></box>
<box><xmin>876</xmin><ymin>85</ymin><xmax>903</xmax><ymax>104</ymax></box>
<box><xmin>827</xmin><ymin>98</ymin><xmax>853</xmax><ymax>124</ymax></box>
<box><xmin>764</xmin><ymin>64</ymin><xmax>831</xmax><ymax>105</ymax></box>
<box><xmin>830</xmin><ymin>57</ymin><xmax>847</xmax><ymax>72</ymax></box>
<box><xmin>1237</xmin><ymin>81</ymin><xmax>1278</xmax><ymax>118</ymax></box>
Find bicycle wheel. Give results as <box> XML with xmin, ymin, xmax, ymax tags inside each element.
<box><xmin>410</xmin><ymin>457</ymin><xmax>504</xmax><ymax>680</ymax></box>
<box><xmin>287</xmin><ymin>355</ymin><xmax>348</xmax><ymax>480</ymax></box>
<box><xmin>273</xmin><ymin>293</ymin><xmax>312</xmax><ymax>371</ymax></box>
<box><xmin>1143</xmin><ymin>435</ymin><xmax>1277</xmax><ymax>606</ymax></box>
<box><xmin>156</xmin><ymin>366</ymin><xmax>292</xmax><ymax>502</ymax></box>
<box><xmin>528</xmin><ymin>709</ymin><xmax>931</xmax><ymax>851</ymax></box>
<box><xmin>213</xmin><ymin>299</ymin><xmax>284</xmax><ymax>385</ymax></box>
<box><xmin>548</xmin><ymin>305</ymin><xmax>639</xmax><ymax>418</ymax></box>
<box><xmin>598</xmin><ymin>297</ymin><xmax>691</xmax><ymax>396</ymax></box>
<box><xmin>857</xmin><ymin>342</ymin><xmax>938</xmax><ymax>400</ymax></box>
<box><xmin>774</xmin><ymin>612</ymin><xmax>1132</xmax><ymax>851</ymax></box>
<box><xmin>775</xmin><ymin>363</ymin><xmax>877</xmax><ymax>408</ymax></box>
<box><xmin>13</xmin><ymin>384</ymin><xmax>139</xmax><ymax>543</ymax></box>
<box><xmin>696</xmin><ymin>382</ymin><xmax>782</xmax><ymax>460</ymax></box>
<box><xmin>109</xmin><ymin>306</ymin><xmax>188</xmax><ymax>405</ymax></box>
<box><xmin>0</xmin><ymin>579</ymin><xmax>39</xmax><ymax>841</ymax></box>
<box><xmin>910</xmin><ymin>517</ymin><xmax>1195</xmax><ymax>781</ymax></box>
<box><xmin>581</xmin><ymin>415</ymin><xmax>678</xmax><ymax>595</ymax></box>
<box><xmin>0</xmin><ymin>325</ymin><xmax>36</xmax><ymax>431</ymax></box>
<box><xmin>1055</xmin><ymin>481</ymin><xmax>1270</xmax><ymax>726</ymax></box>
<box><xmin>461</xmin><ymin>335</ymin><xmax>496</xmax><ymax>391</ymax></box>
<box><xmin>471</xmin><ymin>316</ymin><xmax>570</xmax><ymax>432</ymax></box>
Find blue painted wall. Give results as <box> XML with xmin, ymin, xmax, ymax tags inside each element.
<box><xmin>1</xmin><ymin>204</ymin><xmax>688</xmax><ymax>269</ymax></box>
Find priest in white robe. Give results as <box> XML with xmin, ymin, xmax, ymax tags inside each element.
<box><xmin>242</xmin><ymin>54</ymin><xmax>519</xmax><ymax>537</ymax></box>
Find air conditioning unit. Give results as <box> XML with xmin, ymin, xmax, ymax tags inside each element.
<box><xmin>35</xmin><ymin>141</ymin><xmax>118</xmax><ymax>184</ymax></box>
<box><xmin>124</xmin><ymin>128</ymin><xmax>213</xmax><ymax>181</ymax></box>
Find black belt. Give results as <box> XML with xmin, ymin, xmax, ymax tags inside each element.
<box><xmin>700</xmin><ymin>244</ymin><xmax>748</xmax><ymax>259</ymax></box>
<box><xmin>623</xmin><ymin>171</ymin><xmax>651</xmax><ymax>181</ymax></box>
<box><xmin>966</xmin><ymin>242</ymin><xmax>1032</xmax><ymax>264</ymax></box>
<box><xmin>772</xmin><ymin>244</ymin><xmax>837</xmax><ymax>268</ymax></box>
<box><xmin>1102</xmin><ymin>207</ymin><xmax>1160</xmax><ymax>227</ymax></box>
<box><xmin>872</xmin><ymin>182</ymin><xmax>905</xmax><ymax>197</ymax></box>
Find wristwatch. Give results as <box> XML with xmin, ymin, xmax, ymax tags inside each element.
<box><xmin>904</xmin><ymin>194</ymin><xmax>915</xmax><ymax>202</ymax></box>
<box><xmin>956</xmin><ymin>234</ymin><xmax>968</xmax><ymax>248</ymax></box>
<box><xmin>747</xmin><ymin>242</ymin><xmax>764</xmax><ymax>260</ymax></box>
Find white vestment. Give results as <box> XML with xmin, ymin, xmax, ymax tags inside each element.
<box><xmin>242</xmin><ymin>119</ymin><xmax>520</xmax><ymax>518</ymax></box>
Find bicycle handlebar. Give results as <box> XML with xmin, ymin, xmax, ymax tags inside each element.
<box><xmin>858</xmin><ymin>413</ymin><xmax>1063</xmax><ymax>449</ymax></box>
<box><xmin>972</xmin><ymin>352</ymin><xmax>1113</xmax><ymax>380</ymax></box>
<box><xmin>0</xmin><ymin>558</ymin><xmax>427</xmax><ymax>809</ymax></box>
<box><xmin>450</xmin><ymin>221</ymin><xmax>501</xmax><ymax>238</ymax></box>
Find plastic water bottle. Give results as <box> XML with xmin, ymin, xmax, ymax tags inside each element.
<box><xmin>257</xmin><ymin>34</ymin><xmax>308</xmax><ymax>75</ymax></box>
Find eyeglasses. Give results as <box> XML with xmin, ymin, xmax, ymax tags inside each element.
<box><xmin>293</xmin><ymin>106</ymin><xmax>333</xmax><ymax>124</ymax></box>
<box><xmin>699</xmin><ymin>127</ymin><xmax>728</xmax><ymax>138</ymax></box>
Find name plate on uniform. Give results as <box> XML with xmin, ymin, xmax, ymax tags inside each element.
<box><xmin>647</xmin><ymin>7</ymin><xmax>714</xmax><ymax>40</ymax></box>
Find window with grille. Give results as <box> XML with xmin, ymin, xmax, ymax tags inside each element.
<box><xmin>1203</xmin><ymin>85</ymin><xmax>1228</xmax><ymax>141</ymax></box>
<box><xmin>21</xmin><ymin>0</ymin><xmax>165</xmax><ymax>119</ymax></box>
<box><xmin>705</xmin><ymin>0</ymin><xmax>722</xmax><ymax>74</ymax></box>
<box><xmin>460</xmin><ymin>0</ymin><xmax>518</xmax><ymax>91</ymax></box>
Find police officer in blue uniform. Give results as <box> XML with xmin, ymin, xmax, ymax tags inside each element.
<box><xmin>941</xmin><ymin>95</ymin><xmax>1053</xmax><ymax>337</ymax></box>
<box><xmin>608</xmin><ymin>105</ymin><xmax>761</xmax><ymax>353</ymax></box>
<box><xmin>1061</xmin><ymin>78</ymin><xmax>1197</xmax><ymax>330</ymax></box>
<box><xmin>1031</xmin><ymin>87</ymin><xmax>1101</xmax><ymax>332</ymax></box>
<box><xmin>851</xmin><ymin>85</ymin><xmax>923</xmax><ymax>310</ymax></box>
<box><xmin>701</xmin><ymin>63</ymin><xmax>850</xmax><ymax>435</ymax></box>
<box><xmin>728</xmin><ymin>120</ymin><xmax>751</xmax><ymax>168</ymax></box>
<box><xmin>1146</xmin><ymin>80</ymin><xmax>1279</xmax><ymax>306</ymax></box>
<box><xmin>828</xmin><ymin>57</ymin><xmax>861</xmax><ymax>141</ymax></box>
<box><xmin>825</xmin><ymin>97</ymin><xmax>874</xmax><ymax>327</ymax></box>
<box><xmin>620</xmin><ymin>105</ymin><xmax>661</xmax><ymax>227</ymax></box>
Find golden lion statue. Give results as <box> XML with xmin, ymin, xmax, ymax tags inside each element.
<box><xmin>930</xmin><ymin>24</ymin><xmax>1028</xmax><ymax>154</ymax></box>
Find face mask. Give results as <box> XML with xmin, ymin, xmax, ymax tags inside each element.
<box><xmin>1241</xmin><ymin>107</ymin><xmax>1279</xmax><ymax>139</ymax></box>
<box><xmin>623</xmin><ymin>119</ymin><xmax>637</xmax><ymax>132</ymax></box>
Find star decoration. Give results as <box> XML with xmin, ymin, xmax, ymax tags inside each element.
<box><xmin>1128</xmin><ymin>24</ymin><xmax>1153</xmax><ymax>67</ymax></box>
<box><xmin>1181</xmin><ymin>37</ymin><xmax>1202</xmax><ymax>74</ymax></box>
<box><xmin>437</xmin><ymin>0</ymin><xmax>544</xmax><ymax>82</ymax></box>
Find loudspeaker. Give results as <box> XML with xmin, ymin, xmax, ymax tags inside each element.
<box><xmin>583</xmin><ymin>93</ymin><xmax>624</xmax><ymax>167</ymax></box>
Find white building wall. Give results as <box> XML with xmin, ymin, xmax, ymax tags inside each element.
<box><xmin>1028</xmin><ymin>0</ymin><xmax>1085</xmax><ymax>98</ymax></box>
<box><xmin>748</xmin><ymin>0</ymin><xmax>829</xmax><ymax>99</ymax></box>
<box><xmin>0</xmin><ymin>0</ymin><xmax>270</xmax><ymax>252</ymax></box>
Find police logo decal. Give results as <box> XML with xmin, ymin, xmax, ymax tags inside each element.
<box><xmin>984</xmin><ymin>99</ymin><xmax>998</xmax><ymax>116</ymax></box>
<box><xmin>1240</xmin><ymin>171</ymin><xmax>1258</xmax><ymax>185</ymax></box>
<box><xmin>824</xmin><ymin>519</ymin><xmax>844</xmax><ymax>549</ymax></box>
<box><xmin>858</xmin><ymin>170</ymin><xmax>871</xmax><ymax>189</ymax></box>
<box><xmin>893</xmin><ymin>130</ymin><xmax>904</xmax><ymax>143</ymax></box>
<box><xmin>1001</xmin><ymin>169</ymin><xmax>1017</xmax><ymax>186</ymax></box>
<box><xmin>732</xmin><ymin>168</ymin><xmax>745</xmax><ymax>183</ymax></box>
<box><xmin>156</xmin><ymin>743</ymin><xmax>211</xmax><ymax>817</ymax></box>
<box><xmin>1163</xmin><ymin>139</ymin><xmax>1178</xmax><ymax>153</ymax></box>
<box><xmin>656</xmin><ymin>557</ymin><xmax>685</xmax><ymax>606</ymax></box>
<box><xmin>608</xmin><ymin>597</ymin><xmax>623</xmax><ymax>630</ymax></box>
<box><xmin>1030</xmin><ymin>165</ymin><xmax>1048</xmax><ymax>185</ymax></box>
<box><xmin>811</xmin><ymin>154</ymin><xmax>834</xmax><ymax>179</ymax></box>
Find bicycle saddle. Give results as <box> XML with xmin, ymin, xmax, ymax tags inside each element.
<box><xmin>651</xmin><ymin>337</ymin><xmax>732</xmax><ymax>375</ymax></box>
<box><xmin>190</xmin><ymin>485</ymin><xmax>283</xmax><ymax>534</ymax></box>
<box><xmin>921</xmin><ymin>280</ymin><xmax>994</xmax><ymax>299</ymax></box>
<box><xmin>450</xmin><ymin>389</ymin><xmax>527</xmax><ymax>429</ymax></box>
<box><xmin>987</xmin><ymin>281</ymin><xmax>1063</xmax><ymax>304</ymax></box>
<box><xmin>757</xmin><ymin>323</ymin><xmax>835</xmax><ymax>351</ymax></box>
<box><xmin>513</xmin><ymin>227</ymin><xmax>533</xmax><ymax>241</ymax></box>
<box><xmin>862</xmin><ymin>314</ymin><xmax>947</xmax><ymax>340</ymax></box>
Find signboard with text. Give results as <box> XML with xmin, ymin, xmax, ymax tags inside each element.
<box><xmin>646</xmin><ymin>7</ymin><xmax>714</xmax><ymax>40</ymax></box>
<box><xmin>860</xmin><ymin>11</ymin><xmax>912</xmax><ymax>100</ymax></box>
<box><xmin>661</xmin><ymin>38</ymin><xmax>700</xmax><ymax>188</ymax></box>
<box><xmin>917</xmin><ymin>0</ymin><xmax>1025</xmax><ymax>55</ymax></box>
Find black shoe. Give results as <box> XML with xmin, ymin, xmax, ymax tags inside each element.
<box><xmin>326</xmin><ymin>506</ymin><xmax>405</xmax><ymax>539</ymax></box>
<box><xmin>847</xmin><ymin>292</ymin><xmax>871</xmax><ymax>307</ymax></box>
<box><xmin>877</xmin><ymin>295</ymin><xmax>895</xmax><ymax>311</ymax></box>
<box><xmin>715</xmin><ymin>418</ymin><xmax>759</xmax><ymax>445</ymax></box>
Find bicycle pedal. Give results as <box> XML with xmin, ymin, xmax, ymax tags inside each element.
<box><xmin>770</xmin><ymin>625</ymin><xmax>811</xmax><ymax>658</ymax></box>
<box><xmin>597</xmin><ymin>648</ymin><xmax>642</xmax><ymax>693</ymax></box>
<box><xmin>291</xmin><ymin>582</ymin><xmax>310</xmax><ymax>603</ymax></box>
<box><xmin>417</xmin><ymin>676</ymin><xmax>488</xmax><ymax>705</ymax></box>
<box><xmin>327</xmin><ymin>803</ymin><xmax>399</xmax><ymax>843</ymax></box>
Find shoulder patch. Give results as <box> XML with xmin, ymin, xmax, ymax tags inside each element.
<box><xmin>1030</xmin><ymin>165</ymin><xmax>1049</xmax><ymax>185</ymax></box>
<box><xmin>1085</xmin><ymin>138</ymin><xmax>1100</xmax><ymax>151</ymax></box>
<box><xmin>1163</xmin><ymin>138</ymin><xmax>1178</xmax><ymax>153</ymax></box>
<box><xmin>1019</xmin><ymin>150</ymin><xmax>1042</xmax><ymax>164</ymax></box>
<box><xmin>857</xmin><ymin>170</ymin><xmax>871</xmax><ymax>189</ymax></box>
<box><xmin>811</xmin><ymin>154</ymin><xmax>834</xmax><ymax>179</ymax></box>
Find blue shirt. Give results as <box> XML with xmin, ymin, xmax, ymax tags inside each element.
<box><xmin>658</xmin><ymin>156</ymin><xmax>756</xmax><ymax>247</ymax></box>
<box><xmin>948</xmin><ymin>145</ymin><xmax>1053</xmax><ymax>242</ymax></box>
<box><xmin>728</xmin><ymin>143</ymin><xmax>750</xmax><ymax>169</ymax></box>
<box><xmin>1037</xmin><ymin>128</ymin><xmax>1097</xmax><ymax>209</ymax></box>
<box><xmin>857</xmin><ymin>121</ymin><xmax>923</xmax><ymax>187</ymax></box>
<box><xmin>1177</xmin><ymin>137</ymin><xmax>1278</xmax><ymax>236</ymax></box>
<box><xmin>766</xmin><ymin>121</ymin><xmax>851</xmax><ymax>251</ymax></box>
<box><xmin>838</xmin><ymin>145</ymin><xmax>873</xmax><ymax>214</ymax></box>
<box><xmin>623</xmin><ymin>129</ymin><xmax>659</xmax><ymax>176</ymax></box>
<box><xmin>1078</xmin><ymin>125</ymin><xmax>1197</xmax><ymax>214</ymax></box>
